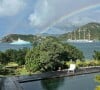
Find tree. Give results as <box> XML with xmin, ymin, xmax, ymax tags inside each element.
<box><xmin>4</xmin><ymin>48</ymin><xmax>28</xmax><ymax>65</ymax></box>
<box><xmin>25</xmin><ymin>38</ymin><xmax>84</xmax><ymax>72</ymax></box>
<box><xmin>5</xmin><ymin>49</ymin><xmax>17</xmax><ymax>62</ymax></box>
<box><xmin>93</xmin><ymin>51</ymin><xmax>100</xmax><ymax>60</ymax></box>
<box><xmin>0</xmin><ymin>51</ymin><xmax>8</xmax><ymax>64</ymax></box>
<box><xmin>25</xmin><ymin>38</ymin><xmax>64</xmax><ymax>72</ymax></box>
<box><xmin>95</xmin><ymin>75</ymin><xmax>100</xmax><ymax>90</ymax></box>
<box><xmin>15</xmin><ymin>48</ymin><xmax>28</xmax><ymax>65</ymax></box>
<box><xmin>64</xmin><ymin>44</ymin><xmax>84</xmax><ymax>61</ymax></box>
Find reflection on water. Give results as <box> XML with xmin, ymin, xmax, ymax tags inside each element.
<box><xmin>41</xmin><ymin>78</ymin><xmax>64</xmax><ymax>90</ymax></box>
<box><xmin>21</xmin><ymin>73</ymin><xmax>100</xmax><ymax>90</ymax></box>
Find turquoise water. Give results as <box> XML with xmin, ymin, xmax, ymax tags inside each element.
<box><xmin>21</xmin><ymin>73</ymin><xmax>100</xmax><ymax>90</ymax></box>
<box><xmin>0</xmin><ymin>42</ymin><xmax>100</xmax><ymax>59</ymax></box>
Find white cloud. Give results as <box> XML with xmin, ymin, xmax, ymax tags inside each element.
<box><xmin>68</xmin><ymin>17</ymin><xmax>97</xmax><ymax>26</ymax></box>
<box><xmin>28</xmin><ymin>0</ymin><xmax>49</xmax><ymax>29</ymax></box>
<box><xmin>0</xmin><ymin>0</ymin><xmax>25</xmax><ymax>16</ymax></box>
<box><xmin>29</xmin><ymin>0</ymin><xmax>100</xmax><ymax>30</ymax></box>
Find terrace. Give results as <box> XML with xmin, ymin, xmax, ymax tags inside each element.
<box><xmin>0</xmin><ymin>66</ymin><xmax>100</xmax><ymax>90</ymax></box>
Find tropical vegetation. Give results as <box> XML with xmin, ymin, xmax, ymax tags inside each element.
<box><xmin>0</xmin><ymin>37</ymin><xmax>100</xmax><ymax>75</ymax></box>
<box><xmin>25</xmin><ymin>37</ymin><xmax>84</xmax><ymax>73</ymax></box>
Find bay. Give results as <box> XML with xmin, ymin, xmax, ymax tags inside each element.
<box><xmin>68</xmin><ymin>42</ymin><xmax>100</xmax><ymax>60</ymax></box>
<box><xmin>0</xmin><ymin>43</ymin><xmax>32</xmax><ymax>51</ymax></box>
<box><xmin>0</xmin><ymin>42</ymin><xmax>100</xmax><ymax>60</ymax></box>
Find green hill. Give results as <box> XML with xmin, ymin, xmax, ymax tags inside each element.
<box><xmin>59</xmin><ymin>22</ymin><xmax>100</xmax><ymax>41</ymax></box>
<box><xmin>1</xmin><ymin>34</ymin><xmax>54</xmax><ymax>43</ymax></box>
<box><xmin>1</xmin><ymin>34</ymin><xmax>36</xmax><ymax>43</ymax></box>
<box><xmin>1</xmin><ymin>22</ymin><xmax>100</xmax><ymax>42</ymax></box>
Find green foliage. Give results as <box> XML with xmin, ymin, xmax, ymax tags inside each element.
<box><xmin>15</xmin><ymin>48</ymin><xmax>28</xmax><ymax>65</ymax></box>
<box><xmin>25</xmin><ymin>38</ymin><xmax>84</xmax><ymax>72</ymax></box>
<box><xmin>25</xmin><ymin>38</ymin><xmax>64</xmax><ymax>72</ymax></box>
<box><xmin>95</xmin><ymin>75</ymin><xmax>100</xmax><ymax>90</ymax></box>
<box><xmin>0</xmin><ymin>51</ymin><xmax>7</xmax><ymax>64</ymax></box>
<box><xmin>0</xmin><ymin>67</ymin><xmax>15</xmax><ymax>75</ymax></box>
<box><xmin>93</xmin><ymin>51</ymin><xmax>100</xmax><ymax>60</ymax></box>
<box><xmin>1</xmin><ymin>34</ymin><xmax>36</xmax><ymax>43</ymax></box>
<box><xmin>0</xmin><ymin>64</ymin><xmax>3</xmax><ymax>70</ymax></box>
<box><xmin>0</xmin><ymin>48</ymin><xmax>28</xmax><ymax>65</ymax></box>
<box><xmin>15</xmin><ymin>66</ymin><xmax>29</xmax><ymax>75</ymax></box>
<box><xmin>5</xmin><ymin>49</ymin><xmax>18</xmax><ymax>62</ymax></box>
<box><xmin>95</xmin><ymin>86</ymin><xmax>100</xmax><ymax>90</ymax></box>
<box><xmin>64</xmin><ymin>44</ymin><xmax>84</xmax><ymax>60</ymax></box>
<box><xmin>95</xmin><ymin>75</ymin><xmax>100</xmax><ymax>83</ymax></box>
<box><xmin>66</xmin><ymin>60</ymin><xmax>100</xmax><ymax>69</ymax></box>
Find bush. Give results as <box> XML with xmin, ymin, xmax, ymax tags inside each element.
<box><xmin>25</xmin><ymin>38</ymin><xmax>84</xmax><ymax>72</ymax></box>
<box><xmin>95</xmin><ymin>86</ymin><xmax>100</xmax><ymax>90</ymax></box>
<box><xmin>93</xmin><ymin>51</ymin><xmax>100</xmax><ymax>60</ymax></box>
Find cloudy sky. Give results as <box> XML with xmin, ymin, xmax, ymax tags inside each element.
<box><xmin>0</xmin><ymin>0</ymin><xmax>100</xmax><ymax>37</ymax></box>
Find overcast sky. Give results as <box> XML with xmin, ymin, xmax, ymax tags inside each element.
<box><xmin>0</xmin><ymin>0</ymin><xmax>100</xmax><ymax>37</ymax></box>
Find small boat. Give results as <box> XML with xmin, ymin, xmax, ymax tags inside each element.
<box><xmin>10</xmin><ymin>38</ymin><xmax>31</xmax><ymax>45</ymax></box>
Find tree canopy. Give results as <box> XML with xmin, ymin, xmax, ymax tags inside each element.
<box><xmin>25</xmin><ymin>38</ymin><xmax>84</xmax><ymax>72</ymax></box>
<box><xmin>0</xmin><ymin>48</ymin><xmax>28</xmax><ymax>65</ymax></box>
<box><xmin>93</xmin><ymin>51</ymin><xmax>100</xmax><ymax>60</ymax></box>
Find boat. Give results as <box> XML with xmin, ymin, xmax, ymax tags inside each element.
<box><xmin>10</xmin><ymin>38</ymin><xmax>31</xmax><ymax>45</ymax></box>
<box><xmin>67</xmin><ymin>39</ymin><xmax>93</xmax><ymax>43</ymax></box>
<box><xmin>67</xmin><ymin>29</ymin><xmax>94</xmax><ymax>43</ymax></box>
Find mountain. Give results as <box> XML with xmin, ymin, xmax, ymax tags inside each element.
<box><xmin>59</xmin><ymin>22</ymin><xmax>100</xmax><ymax>41</ymax></box>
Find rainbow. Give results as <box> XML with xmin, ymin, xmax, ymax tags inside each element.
<box><xmin>40</xmin><ymin>4</ymin><xmax>100</xmax><ymax>34</ymax></box>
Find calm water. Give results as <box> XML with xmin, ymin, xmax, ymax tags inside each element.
<box><xmin>21</xmin><ymin>73</ymin><xmax>100</xmax><ymax>90</ymax></box>
<box><xmin>0</xmin><ymin>43</ymin><xmax>32</xmax><ymax>51</ymax></box>
<box><xmin>0</xmin><ymin>42</ymin><xmax>100</xmax><ymax>59</ymax></box>
<box><xmin>68</xmin><ymin>42</ymin><xmax>100</xmax><ymax>60</ymax></box>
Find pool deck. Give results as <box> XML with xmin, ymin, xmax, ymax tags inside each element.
<box><xmin>0</xmin><ymin>66</ymin><xmax>100</xmax><ymax>90</ymax></box>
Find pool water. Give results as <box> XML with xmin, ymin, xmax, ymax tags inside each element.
<box><xmin>21</xmin><ymin>73</ymin><xmax>100</xmax><ymax>90</ymax></box>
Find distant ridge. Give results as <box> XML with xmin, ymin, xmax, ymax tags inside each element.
<box><xmin>1</xmin><ymin>22</ymin><xmax>100</xmax><ymax>42</ymax></box>
<box><xmin>59</xmin><ymin>22</ymin><xmax>100</xmax><ymax>41</ymax></box>
<box><xmin>1</xmin><ymin>34</ymin><xmax>35</xmax><ymax>43</ymax></box>
<box><xmin>1</xmin><ymin>34</ymin><xmax>58</xmax><ymax>43</ymax></box>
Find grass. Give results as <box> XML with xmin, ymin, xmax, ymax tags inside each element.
<box><xmin>95</xmin><ymin>86</ymin><xmax>100</xmax><ymax>90</ymax></box>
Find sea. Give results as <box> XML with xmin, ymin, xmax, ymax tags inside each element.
<box><xmin>0</xmin><ymin>43</ymin><xmax>32</xmax><ymax>51</ymax></box>
<box><xmin>68</xmin><ymin>42</ymin><xmax>100</xmax><ymax>60</ymax></box>
<box><xmin>0</xmin><ymin>42</ymin><xmax>100</xmax><ymax>60</ymax></box>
